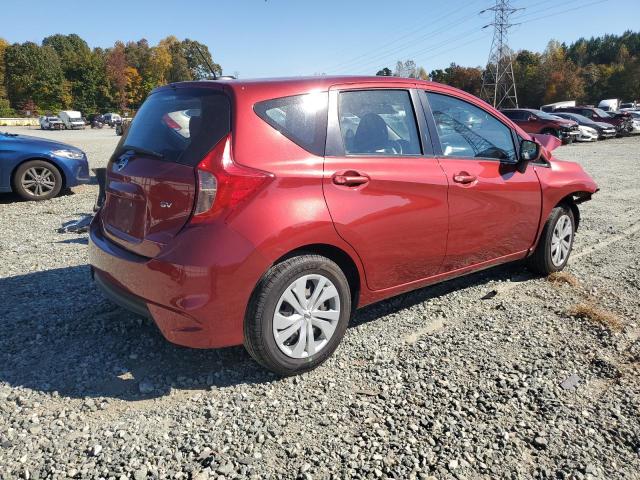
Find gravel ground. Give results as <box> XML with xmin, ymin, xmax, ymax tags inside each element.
<box><xmin>1</xmin><ymin>126</ymin><xmax>639</xmax><ymax>480</ymax></box>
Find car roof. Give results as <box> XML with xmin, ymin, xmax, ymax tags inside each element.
<box><xmin>502</xmin><ymin>108</ymin><xmax>539</xmax><ymax>112</ymax></box>
<box><xmin>156</xmin><ymin>75</ymin><xmax>457</xmax><ymax>98</ymax></box>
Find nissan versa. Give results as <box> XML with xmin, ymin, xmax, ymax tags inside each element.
<box><xmin>89</xmin><ymin>77</ymin><xmax>597</xmax><ymax>375</ymax></box>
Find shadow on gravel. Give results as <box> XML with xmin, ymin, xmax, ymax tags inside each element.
<box><xmin>0</xmin><ymin>265</ymin><xmax>275</xmax><ymax>401</ymax></box>
<box><xmin>0</xmin><ymin>262</ymin><xmax>533</xmax><ymax>401</ymax></box>
<box><xmin>352</xmin><ymin>261</ymin><xmax>531</xmax><ymax>328</ymax></box>
<box><xmin>0</xmin><ymin>192</ymin><xmax>22</xmax><ymax>204</ymax></box>
<box><xmin>0</xmin><ymin>188</ymin><xmax>77</xmax><ymax>204</ymax></box>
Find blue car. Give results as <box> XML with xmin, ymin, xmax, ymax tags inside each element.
<box><xmin>0</xmin><ymin>131</ymin><xmax>90</xmax><ymax>200</ymax></box>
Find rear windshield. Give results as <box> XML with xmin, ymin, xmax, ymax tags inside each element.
<box><xmin>120</xmin><ymin>88</ymin><xmax>231</xmax><ymax>166</ymax></box>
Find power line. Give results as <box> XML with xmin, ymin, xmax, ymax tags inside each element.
<box><xmin>334</xmin><ymin>20</ymin><xmax>487</xmax><ymax>74</ymax></box>
<box><xmin>512</xmin><ymin>0</ymin><xmax>609</xmax><ymax>25</ymax></box>
<box><xmin>326</xmin><ymin>2</ymin><xmax>489</xmax><ymax>73</ymax></box>
<box><xmin>480</xmin><ymin>0</ymin><xmax>520</xmax><ymax>108</ymax></box>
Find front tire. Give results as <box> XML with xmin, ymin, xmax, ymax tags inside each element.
<box><xmin>12</xmin><ymin>160</ymin><xmax>63</xmax><ymax>201</ymax></box>
<box><xmin>244</xmin><ymin>255</ymin><xmax>351</xmax><ymax>376</ymax></box>
<box><xmin>527</xmin><ymin>204</ymin><xmax>575</xmax><ymax>275</ymax></box>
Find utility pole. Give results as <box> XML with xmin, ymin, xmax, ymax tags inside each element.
<box><xmin>480</xmin><ymin>0</ymin><xmax>521</xmax><ymax>109</ymax></box>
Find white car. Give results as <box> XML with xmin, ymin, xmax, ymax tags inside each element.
<box><xmin>39</xmin><ymin>115</ymin><xmax>64</xmax><ymax>130</ymax></box>
<box><xmin>576</xmin><ymin>125</ymin><xmax>598</xmax><ymax>142</ymax></box>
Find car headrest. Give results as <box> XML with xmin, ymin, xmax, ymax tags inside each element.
<box><xmin>353</xmin><ymin>113</ymin><xmax>388</xmax><ymax>153</ymax></box>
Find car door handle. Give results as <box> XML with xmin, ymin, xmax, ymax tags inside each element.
<box><xmin>332</xmin><ymin>171</ymin><xmax>370</xmax><ymax>187</ymax></box>
<box><xmin>452</xmin><ymin>172</ymin><xmax>477</xmax><ymax>184</ymax></box>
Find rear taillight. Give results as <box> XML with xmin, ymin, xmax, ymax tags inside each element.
<box><xmin>162</xmin><ymin>113</ymin><xmax>181</xmax><ymax>131</ymax></box>
<box><xmin>190</xmin><ymin>135</ymin><xmax>273</xmax><ymax>224</ymax></box>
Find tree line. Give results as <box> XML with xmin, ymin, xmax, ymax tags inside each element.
<box><xmin>0</xmin><ymin>34</ymin><xmax>221</xmax><ymax>117</ymax></box>
<box><xmin>376</xmin><ymin>30</ymin><xmax>640</xmax><ymax>108</ymax></box>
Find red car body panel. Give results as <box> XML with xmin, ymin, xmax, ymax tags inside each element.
<box><xmin>89</xmin><ymin>76</ymin><xmax>598</xmax><ymax>350</ymax></box>
<box><xmin>435</xmin><ymin>158</ymin><xmax>541</xmax><ymax>271</ymax></box>
<box><xmin>323</xmin><ymin>155</ymin><xmax>449</xmax><ymax>291</ymax></box>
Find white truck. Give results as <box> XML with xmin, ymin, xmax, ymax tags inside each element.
<box><xmin>58</xmin><ymin>110</ymin><xmax>85</xmax><ymax>130</ymax></box>
<box><xmin>598</xmin><ymin>99</ymin><xmax>620</xmax><ymax>112</ymax></box>
<box><xmin>540</xmin><ymin>100</ymin><xmax>576</xmax><ymax>112</ymax></box>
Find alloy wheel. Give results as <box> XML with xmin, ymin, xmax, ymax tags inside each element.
<box><xmin>21</xmin><ymin>166</ymin><xmax>56</xmax><ymax>198</ymax></box>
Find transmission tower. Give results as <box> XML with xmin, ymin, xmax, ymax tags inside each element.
<box><xmin>480</xmin><ymin>0</ymin><xmax>521</xmax><ymax>109</ymax></box>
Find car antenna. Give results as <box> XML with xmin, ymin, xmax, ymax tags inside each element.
<box><xmin>194</xmin><ymin>44</ymin><xmax>217</xmax><ymax>80</ymax></box>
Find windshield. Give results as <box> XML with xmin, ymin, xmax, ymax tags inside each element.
<box><xmin>594</xmin><ymin>108</ymin><xmax>611</xmax><ymax>118</ymax></box>
<box><xmin>118</xmin><ymin>87</ymin><xmax>231</xmax><ymax>166</ymax></box>
<box><xmin>532</xmin><ymin>110</ymin><xmax>560</xmax><ymax>120</ymax></box>
<box><xmin>558</xmin><ymin>113</ymin><xmax>590</xmax><ymax>123</ymax></box>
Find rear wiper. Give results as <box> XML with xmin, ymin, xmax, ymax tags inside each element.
<box><xmin>122</xmin><ymin>145</ymin><xmax>164</xmax><ymax>159</ymax></box>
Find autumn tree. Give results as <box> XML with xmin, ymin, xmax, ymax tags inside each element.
<box><xmin>541</xmin><ymin>40</ymin><xmax>585</xmax><ymax>104</ymax></box>
<box><xmin>106</xmin><ymin>42</ymin><xmax>129</xmax><ymax>111</ymax></box>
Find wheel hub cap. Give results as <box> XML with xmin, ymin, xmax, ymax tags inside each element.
<box><xmin>272</xmin><ymin>274</ymin><xmax>341</xmax><ymax>359</ymax></box>
<box><xmin>550</xmin><ymin>214</ymin><xmax>573</xmax><ymax>267</ymax></box>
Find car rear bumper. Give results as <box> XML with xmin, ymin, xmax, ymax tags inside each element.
<box><xmin>88</xmin><ymin>211</ymin><xmax>267</xmax><ymax>349</ymax></box>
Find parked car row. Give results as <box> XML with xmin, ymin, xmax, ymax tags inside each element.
<box><xmin>39</xmin><ymin>110</ymin><xmax>84</xmax><ymax>130</ymax></box>
<box><xmin>541</xmin><ymin>100</ymin><xmax>640</xmax><ymax>137</ymax></box>
<box><xmin>504</xmin><ymin>103</ymin><xmax>639</xmax><ymax>143</ymax></box>
<box><xmin>38</xmin><ymin>111</ymin><xmax>127</xmax><ymax>131</ymax></box>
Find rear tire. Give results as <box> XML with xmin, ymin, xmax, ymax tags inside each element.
<box><xmin>527</xmin><ymin>204</ymin><xmax>575</xmax><ymax>275</ymax></box>
<box><xmin>244</xmin><ymin>254</ymin><xmax>351</xmax><ymax>376</ymax></box>
<box><xmin>12</xmin><ymin>160</ymin><xmax>63</xmax><ymax>201</ymax></box>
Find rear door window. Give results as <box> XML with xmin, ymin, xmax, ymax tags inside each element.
<box><xmin>254</xmin><ymin>92</ymin><xmax>328</xmax><ymax>156</ymax></box>
<box><xmin>120</xmin><ymin>88</ymin><xmax>231</xmax><ymax>166</ymax></box>
<box><xmin>338</xmin><ymin>90</ymin><xmax>422</xmax><ymax>156</ymax></box>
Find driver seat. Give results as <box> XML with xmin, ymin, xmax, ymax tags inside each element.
<box><xmin>353</xmin><ymin>113</ymin><xmax>391</xmax><ymax>153</ymax></box>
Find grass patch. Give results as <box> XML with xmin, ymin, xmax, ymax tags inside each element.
<box><xmin>548</xmin><ymin>271</ymin><xmax>580</xmax><ymax>288</ymax></box>
<box><xmin>568</xmin><ymin>302</ymin><xmax>623</xmax><ymax>332</ymax></box>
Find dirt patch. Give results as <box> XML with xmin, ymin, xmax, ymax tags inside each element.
<box><xmin>568</xmin><ymin>301</ymin><xmax>623</xmax><ymax>332</ymax></box>
<box><xmin>548</xmin><ymin>271</ymin><xmax>581</xmax><ymax>288</ymax></box>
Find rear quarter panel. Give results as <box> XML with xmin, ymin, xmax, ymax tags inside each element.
<box><xmin>222</xmin><ymin>82</ymin><xmax>368</xmax><ymax>302</ymax></box>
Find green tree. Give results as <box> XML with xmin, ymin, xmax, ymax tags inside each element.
<box><xmin>4</xmin><ymin>42</ymin><xmax>65</xmax><ymax>112</ymax></box>
<box><xmin>0</xmin><ymin>38</ymin><xmax>13</xmax><ymax>116</ymax></box>
<box><xmin>429</xmin><ymin>63</ymin><xmax>483</xmax><ymax>96</ymax></box>
<box><xmin>181</xmin><ymin>39</ymin><xmax>221</xmax><ymax>79</ymax></box>
<box><xmin>42</xmin><ymin>34</ymin><xmax>102</xmax><ymax>113</ymax></box>
<box><xmin>513</xmin><ymin>50</ymin><xmax>545</xmax><ymax>107</ymax></box>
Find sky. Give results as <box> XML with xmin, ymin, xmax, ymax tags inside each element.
<box><xmin>1</xmin><ymin>0</ymin><xmax>638</xmax><ymax>78</ymax></box>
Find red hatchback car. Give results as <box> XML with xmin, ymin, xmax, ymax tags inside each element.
<box><xmin>89</xmin><ymin>76</ymin><xmax>597</xmax><ymax>375</ymax></box>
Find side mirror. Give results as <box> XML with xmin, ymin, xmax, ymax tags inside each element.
<box><xmin>527</xmin><ymin>115</ymin><xmax>536</xmax><ymax>121</ymax></box>
<box><xmin>520</xmin><ymin>139</ymin><xmax>540</xmax><ymax>162</ymax></box>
